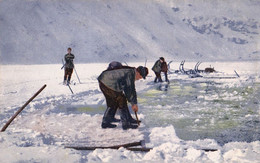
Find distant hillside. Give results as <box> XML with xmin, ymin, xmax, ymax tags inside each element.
<box><xmin>0</xmin><ymin>0</ymin><xmax>259</xmax><ymax>64</ymax></box>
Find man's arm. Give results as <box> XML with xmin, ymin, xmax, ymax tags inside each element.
<box><xmin>65</xmin><ymin>54</ymin><xmax>69</xmax><ymax>62</ymax></box>
<box><xmin>124</xmin><ymin>71</ymin><xmax>137</xmax><ymax>105</ymax></box>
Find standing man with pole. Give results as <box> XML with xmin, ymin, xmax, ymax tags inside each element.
<box><xmin>98</xmin><ymin>64</ymin><xmax>148</xmax><ymax>130</ymax></box>
<box><xmin>63</xmin><ymin>47</ymin><xmax>75</xmax><ymax>85</ymax></box>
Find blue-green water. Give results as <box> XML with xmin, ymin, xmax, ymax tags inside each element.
<box><xmin>51</xmin><ymin>77</ymin><xmax>260</xmax><ymax>146</ymax></box>
<box><xmin>138</xmin><ymin>79</ymin><xmax>260</xmax><ymax>145</ymax></box>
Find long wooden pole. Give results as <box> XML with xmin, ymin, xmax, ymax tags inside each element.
<box><xmin>73</xmin><ymin>67</ymin><xmax>81</xmax><ymax>84</ymax></box>
<box><xmin>65</xmin><ymin>146</ymin><xmax>153</xmax><ymax>152</ymax></box>
<box><xmin>1</xmin><ymin>84</ymin><xmax>47</xmax><ymax>132</ymax></box>
<box><xmin>67</xmin><ymin>84</ymin><xmax>74</xmax><ymax>94</ymax></box>
<box><xmin>65</xmin><ymin>146</ymin><xmax>218</xmax><ymax>152</ymax></box>
<box><xmin>65</xmin><ymin>140</ymin><xmax>151</xmax><ymax>152</ymax></box>
<box><xmin>109</xmin><ymin>140</ymin><xmax>143</xmax><ymax>148</ymax></box>
<box><xmin>65</xmin><ymin>140</ymin><xmax>143</xmax><ymax>149</ymax></box>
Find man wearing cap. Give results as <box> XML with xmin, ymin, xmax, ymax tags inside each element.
<box><xmin>152</xmin><ymin>57</ymin><xmax>164</xmax><ymax>82</ymax></box>
<box><xmin>98</xmin><ymin>64</ymin><xmax>148</xmax><ymax>130</ymax></box>
<box><xmin>64</xmin><ymin>47</ymin><xmax>75</xmax><ymax>85</ymax></box>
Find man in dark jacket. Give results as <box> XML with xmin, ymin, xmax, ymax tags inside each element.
<box><xmin>161</xmin><ymin>58</ymin><xmax>169</xmax><ymax>83</ymax></box>
<box><xmin>152</xmin><ymin>57</ymin><xmax>164</xmax><ymax>82</ymax></box>
<box><xmin>98</xmin><ymin>64</ymin><xmax>148</xmax><ymax>130</ymax></box>
<box><xmin>64</xmin><ymin>47</ymin><xmax>75</xmax><ymax>85</ymax></box>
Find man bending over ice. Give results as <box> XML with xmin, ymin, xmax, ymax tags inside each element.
<box><xmin>98</xmin><ymin>62</ymin><xmax>148</xmax><ymax>130</ymax></box>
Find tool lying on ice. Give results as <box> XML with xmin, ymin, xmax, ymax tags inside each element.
<box><xmin>65</xmin><ymin>140</ymin><xmax>152</xmax><ymax>152</ymax></box>
<box><xmin>65</xmin><ymin>139</ymin><xmax>219</xmax><ymax>152</ymax></box>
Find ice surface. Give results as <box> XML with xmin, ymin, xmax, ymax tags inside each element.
<box><xmin>0</xmin><ymin>62</ymin><xmax>259</xmax><ymax>162</ymax></box>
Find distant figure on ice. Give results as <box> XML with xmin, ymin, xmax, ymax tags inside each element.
<box><xmin>152</xmin><ymin>57</ymin><xmax>164</xmax><ymax>82</ymax></box>
<box><xmin>161</xmin><ymin>58</ymin><xmax>169</xmax><ymax>83</ymax></box>
<box><xmin>64</xmin><ymin>47</ymin><xmax>75</xmax><ymax>85</ymax></box>
<box><xmin>98</xmin><ymin>62</ymin><xmax>148</xmax><ymax>130</ymax></box>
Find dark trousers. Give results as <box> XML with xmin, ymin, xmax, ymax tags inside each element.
<box><xmin>99</xmin><ymin>81</ymin><xmax>130</xmax><ymax>124</ymax></box>
<box><xmin>64</xmin><ymin>68</ymin><xmax>73</xmax><ymax>82</ymax></box>
<box><xmin>163</xmin><ymin>72</ymin><xmax>169</xmax><ymax>82</ymax></box>
<box><xmin>154</xmin><ymin>71</ymin><xmax>162</xmax><ymax>82</ymax></box>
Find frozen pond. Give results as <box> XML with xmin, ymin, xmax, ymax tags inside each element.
<box><xmin>44</xmin><ymin>62</ymin><xmax>260</xmax><ymax>146</ymax></box>
<box><xmin>35</xmin><ymin>62</ymin><xmax>260</xmax><ymax>146</ymax></box>
<box><xmin>1</xmin><ymin>62</ymin><xmax>260</xmax><ymax>162</ymax></box>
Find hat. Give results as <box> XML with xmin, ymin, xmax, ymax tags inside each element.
<box><xmin>159</xmin><ymin>57</ymin><xmax>165</xmax><ymax>61</ymax></box>
<box><xmin>137</xmin><ymin>66</ymin><xmax>149</xmax><ymax>79</ymax></box>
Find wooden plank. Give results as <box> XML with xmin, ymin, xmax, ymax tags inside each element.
<box><xmin>1</xmin><ymin>84</ymin><xmax>47</xmax><ymax>132</ymax></box>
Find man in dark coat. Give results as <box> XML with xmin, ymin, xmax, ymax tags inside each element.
<box><xmin>64</xmin><ymin>47</ymin><xmax>75</xmax><ymax>85</ymax></box>
<box><xmin>98</xmin><ymin>64</ymin><xmax>148</xmax><ymax>130</ymax></box>
<box><xmin>152</xmin><ymin>57</ymin><xmax>164</xmax><ymax>82</ymax></box>
<box><xmin>161</xmin><ymin>58</ymin><xmax>169</xmax><ymax>83</ymax></box>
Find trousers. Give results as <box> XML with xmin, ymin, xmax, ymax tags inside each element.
<box><xmin>64</xmin><ymin>67</ymin><xmax>73</xmax><ymax>81</ymax></box>
<box><xmin>99</xmin><ymin>81</ymin><xmax>129</xmax><ymax>124</ymax></box>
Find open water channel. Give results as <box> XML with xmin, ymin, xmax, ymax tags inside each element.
<box><xmin>138</xmin><ymin>76</ymin><xmax>260</xmax><ymax>145</ymax></box>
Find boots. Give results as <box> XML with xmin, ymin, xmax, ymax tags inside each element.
<box><xmin>67</xmin><ymin>76</ymin><xmax>71</xmax><ymax>85</ymax></box>
<box><xmin>101</xmin><ymin>123</ymin><xmax>117</xmax><ymax>128</ymax></box>
<box><xmin>119</xmin><ymin>108</ymin><xmax>138</xmax><ymax>130</ymax></box>
<box><xmin>109</xmin><ymin>107</ymin><xmax>140</xmax><ymax>124</ymax></box>
<box><xmin>122</xmin><ymin>121</ymin><xmax>138</xmax><ymax>130</ymax></box>
<box><xmin>101</xmin><ymin>107</ymin><xmax>117</xmax><ymax>129</ymax></box>
<box><xmin>110</xmin><ymin>106</ymin><xmax>120</xmax><ymax>122</ymax></box>
<box><xmin>165</xmin><ymin>73</ymin><xmax>170</xmax><ymax>83</ymax></box>
<box><xmin>158</xmin><ymin>76</ymin><xmax>163</xmax><ymax>82</ymax></box>
<box><xmin>154</xmin><ymin>77</ymin><xmax>158</xmax><ymax>83</ymax></box>
<box><xmin>64</xmin><ymin>76</ymin><xmax>67</xmax><ymax>85</ymax></box>
<box><xmin>111</xmin><ymin>117</ymin><xmax>120</xmax><ymax>122</ymax></box>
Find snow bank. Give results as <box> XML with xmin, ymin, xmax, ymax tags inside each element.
<box><xmin>223</xmin><ymin>141</ymin><xmax>260</xmax><ymax>162</ymax></box>
<box><xmin>87</xmin><ymin>126</ymin><xmax>260</xmax><ymax>162</ymax></box>
<box><xmin>0</xmin><ymin>129</ymin><xmax>82</xmax><ymax>162</ymax></box>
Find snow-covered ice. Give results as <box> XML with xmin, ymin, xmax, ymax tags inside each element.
<box><xmin>0</xmin><ymin>62</ymin><xmax>259</xmax><ymax>162</ymax></box>
<box><xmin>0</xmin><ymin>0</ymin><xmax>260</xmax><ymax>162</ymax></box>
